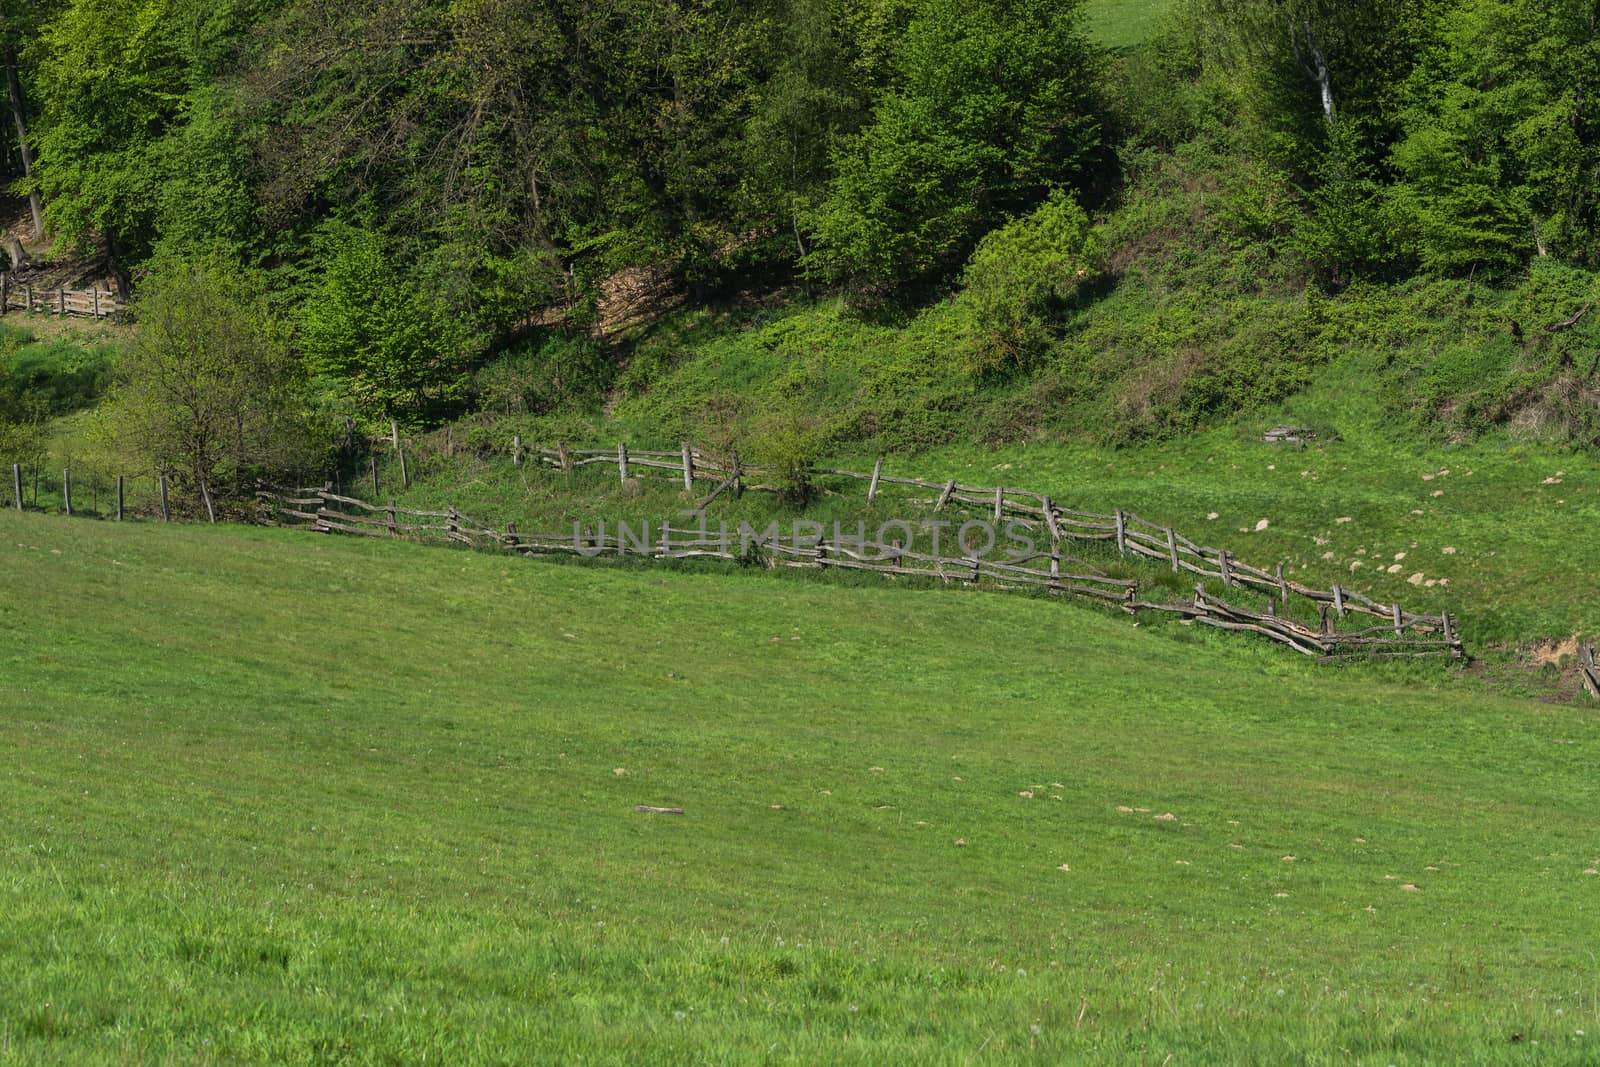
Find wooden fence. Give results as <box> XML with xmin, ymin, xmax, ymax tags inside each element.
<box><xmin>6</xmin><ymin>462</ymin><xmax>185</xmax><ymax>521</ymax></box>
<box><xmin>1581</xmin><ymin>644</ymin><xmax>1599</xmax><ymax>700</ymax></box>
<box><xmin>0</xmin><ymin>275</ymin><xmax>124</xmax><ymax>318</ymax></box>
<box><xmin>506</xmin><ymin>439</ymin><xmax>1462</xmax><ymax>657</ymax></box>
<box><xmin>258</xmin><ymin>480</ymin><xmax>1461</xmax><ymax>661</ymax></box>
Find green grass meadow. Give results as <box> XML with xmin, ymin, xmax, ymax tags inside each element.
<box><xmin>1084</xmin><ymin>0</ymin><xmax>1175</xmax><ymax>47</ymax></box>
<box><xmin>4</xmin><ymin>512</ymin><xmax>1600</xmax><ymax>1062</ymax></box>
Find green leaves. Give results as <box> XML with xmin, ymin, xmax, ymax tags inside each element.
<box><xmin>1389</xmin><ymin>0</ymin><xmax>1600</xmax><ymax>276</ymax></box>
<box><xmin>804</xmin><ymin>0</ymin><xmax>1101</xmax><ymax>283</ymax></box>
<box><xmin>105</xmin><ymin>258</ymin><xmax>310</xmax><ymax>491</ymax></box>
<box><xmin>961</xmin><ymin>192</ymin><xmax>1099</xmax><ymax>376</ymax></box>
<box><xmin>298</xmin><ymin>224</ymin><xmax>471</xmax><ymax>421</ymax></box>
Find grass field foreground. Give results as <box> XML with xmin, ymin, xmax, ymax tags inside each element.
<box><xmin>4</xmin><ymin>512</ymin><xmax>1600</xmax><ymax>1062</ymax></box>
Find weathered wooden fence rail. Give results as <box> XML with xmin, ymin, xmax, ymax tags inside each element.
<box><xmin>0</xmin><ymin>275</ymin><xmax>124</xmax><ymax>318</ymax></box>
<box><xmin>260</xmin><ymin>481</ymin><xmax>1461</xmax><ymax>661</ymax></box>
<box><xmin>1580</xmin><ymin>644</ymin><xmax>1599</xmax><ymax>700</ymax></box>
<box><xmin>498</xmin><ymin>438</ymin><xmax>1461</xmax><ymax>656</ymax></box>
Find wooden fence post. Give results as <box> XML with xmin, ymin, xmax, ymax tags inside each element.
<box><xmin>1391</xmin><ymin>603</ymin><xmax>1403</xmax><ymax>638</ymax></box>
<box><xmin>558</xmin><ymin>440</ymin><xmax>571</xmax><ymax>473</ymax></box>
<box><xmin>57</xmin><ymin>290</ymin><xmax>65</xmax><ymax>315</ymax></box>
<box><xmin>1218</xmin><ymin>550</ymin><xmax>1232</xmax><ymax>588</ymax></box>
<box><xmin>159</xmin><ymin>473</ymin><xmax>170</xmax><ymax>522</ymax></box>
<box><xmin>447</xmin><ymin>505</ymin><xmax>460</xmax><ymax>540</ymax></box>
<box><xmin>62</xmin><ymin>467</ymin><xmax>71</xmax><ymax>515</ymax></box>
<box><xmin>680</xmin><ymin>442</ymin><xmax>694</xmax><ymax>491</ymax></box>
<box><xmin>12</xmin><ymin>463</ymin><xmax>21</xmax><ymax>510</ymax></box>
<box><xmin>1331</xmin><ymin>583</ymin><xmax>1345</xmax><ymax>617</ymax></box>
<box><xmin>387</xmin><ymin>499</ymin><xmax>397</xmax><ymax>536</ymax></box>
<box><xmin>618</xmin><ymin>441</ymin><xmax>629</xmax><ymax>481</ymax></box>
<box><xmin>1165</xmin><ymin>527</ymin><xmax>1179</xmax><ymax>572</ymax></box>
<box><xmin>92</xmin><ymin>289</ymin><xmax>99</xmax><ymax>317</ymax></box>
<box><xmin>115</xmin><ymin>475</ymin><xmax>123</xmax><ymax>521</ymax></box>
<box><xmin>867</xmin><ymin>456</ymin><xmax>883</xmax><ymax>504</ymax></box>
<box><xmin>397</xmin><ymin>439</ymin><xmax>410</xmax><ymax>488</ymax></box>
<box><xmin>935</xmin><ymin>479</ymin><xmax>956</xmax><ymax>511</ymax></box>
<box><xmin>1042</xmin><ymin>497</ymin><xmax>1061</xmax><ymax>543</ymax></box>
<box><xmin>370</xmin><ymin>454</ymin><xmax>379</xmax><ymax>498</ymax></box>
<box><xmin>390</xmin><ymin>419</ymin><xmax>400</xmax><ymax>450</ymax></box>
<box><xmin>992</xmin><ymin>486</ymin><xmax>1004</xmax><ymax>523</ymax></box>
<box><xmin>730</xmin><ymin>448</ymin><xmax>743</xmax><ymax>498</ymax></box>
<box><xmin>1114</xmin><ymin>510</ymin><xmax>1127</xmax><ymax>554</ymax></box>
<box><xmin>200</xmin><ymin>480</ymin><xmax>216</xmax><ymax>524</ymax></box>
<box><xmin>512</xmin><ymin>434</ymin><xmax>523</xmax><ymax>467</ymax></box>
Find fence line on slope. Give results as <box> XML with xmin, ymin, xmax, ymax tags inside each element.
<box><xmin>5</xmin><ymin>462</ymin><xmax>181</xmax><ymax>521</ymax></box>
<box><xmin>257</xmin><ymin>483</ymin><xmax>1459</xmax><ymax>661</ymax></box>
<box><xmin>500</xmin><ymin>438</ymin><xmax>1458</xmax><ymax>649</ymax></box>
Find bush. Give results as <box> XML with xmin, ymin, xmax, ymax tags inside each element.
<box><xmin>472</xmin><ymin>331</ymin><xmax>613</xmax><ymax>417</ymax></box>
<box><xmin>4</xmin><ymin>340</ymin><xmax>116</xmax><ymax>415</ymax></box>
<box><xmin>960</xmin><ymin>192</ymin><xmax>1098</xmax><ymax>376</ymax></box>
<box><xmin>299</xmin><ymin>224</ymin><xmax>473</xmax><ymax>421</ymax></box>
<box><xmin>105</xmin><ymin>260</ymin><xmax>315</xmax><ymax>494</ymax></box>
<box><xmin>743</xmin><ymin>406</ymin><xmax>827</xmax><ymax>504</ymax></box>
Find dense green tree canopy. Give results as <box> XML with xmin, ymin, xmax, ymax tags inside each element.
<box><xmin>0</xmin><ymin>0</ymin><xmax>1594</xmax><ymax>425</ymax></box>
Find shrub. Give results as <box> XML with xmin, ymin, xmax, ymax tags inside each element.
<box><xmin>960</xmin><ymin>192</ymin><xmax>1098</xmax><ymax>377</ymax></box>
<box><xmin>743</xmin><ymin>406</ymin><xmax>827</xmax><ymax>504</ymax></box>
<box><xmin>105</xmin><ymin>260</ymin><xmax>314</xmax><ymax>494</ymax></box>
<box><xmin>299</xmin><ymin>224</ymin><xmax>473</xmax><ymax>421</ymax></box>
<box><xmin>5</xmin><ymin>341</ymin><xmax>116</xmax><ymax>415</ymax></box>
<box><xmin>472</xmin><ymin>331</ymin><xmax>612</xmax><ymax>417</ymax></box>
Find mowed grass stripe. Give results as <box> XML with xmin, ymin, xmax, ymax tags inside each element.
<box><xmin>1</xmin><ymin>513</ymin><xmax>1597</xmax><ymax>1063</ymax></box>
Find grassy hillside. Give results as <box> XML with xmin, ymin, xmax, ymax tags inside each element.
<box><xmin>4</xmin><ymin>512</ymin><xmax>1599</xmax><ymax>1062</ymax></box>
<box><xmin>1084</xmin><ymin>0</ymin><xmax>1175</xmax><ymax>47</ymax></box>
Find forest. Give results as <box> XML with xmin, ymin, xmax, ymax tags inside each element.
<box><xmin>1</xmin><ymin>0</ymin><xmax>1598</xmax><ymax>490</ymax></box>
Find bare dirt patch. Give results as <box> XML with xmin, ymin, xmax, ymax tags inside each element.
<box><xmin>1526</xmin><ymin>636</ymin><xmax>1580</xmax><ymax>669</ymax></box>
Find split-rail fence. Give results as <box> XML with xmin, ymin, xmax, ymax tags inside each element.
<box><xmin>0</xmin><ymin>275</ymin><xmax>124</xmax><ymax>318</ymax></box>
<box><xmin>259</xmin><ymin>437</ymin><xmax>1464</xmax><ymax>662</ymax></box>
<box><xmin>1581</xmin><ymin>644</ymin><xmax>1599</xmax><ymax>700</ymax></box>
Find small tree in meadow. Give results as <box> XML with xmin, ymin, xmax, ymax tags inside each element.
<box><xmin>105</xmin><ymin>260</ymin><xmax>310</xmax><ymax>498</ymax></box>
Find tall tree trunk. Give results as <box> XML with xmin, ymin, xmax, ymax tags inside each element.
<box><xmin>3</xmin><ymin>46</ymin><xmax>44</xmax><ymax>241</ymax></box>
<box><xmin>1290</xmin><ymin>15</ymin><xmax>1336</xmax><ymax>127</ymax></box>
